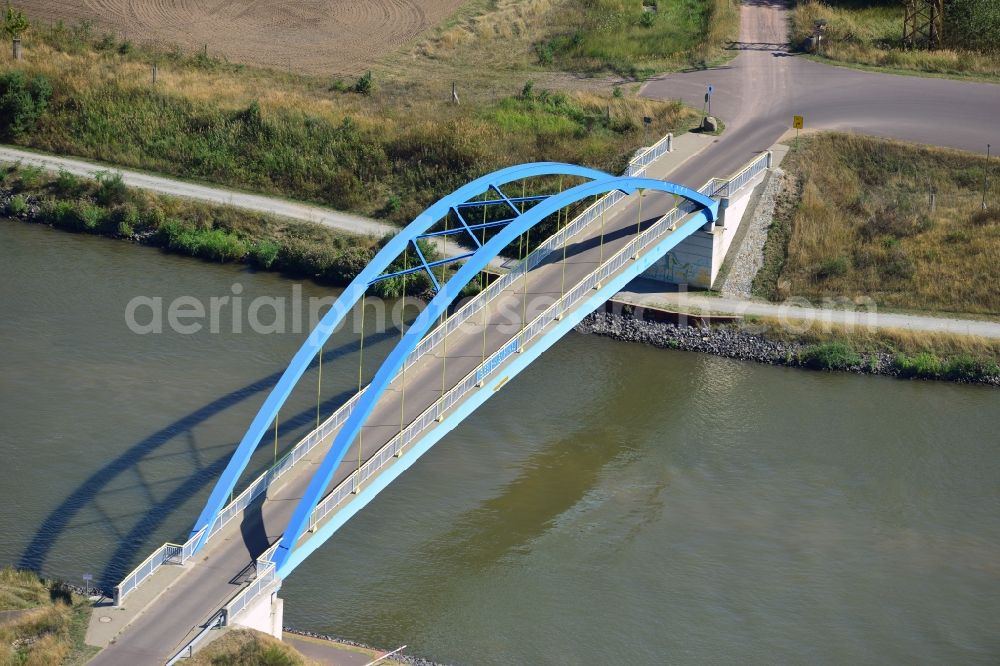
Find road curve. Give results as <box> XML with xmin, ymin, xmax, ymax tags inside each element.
<box><xmin>640</xmin><ymin>0</ymin><xmax>1000</xmax><ymax>190</ymax></box>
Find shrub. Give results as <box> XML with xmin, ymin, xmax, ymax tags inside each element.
<box><xmin>384</xmin><ymin>194</ymin><xmax>402</xmax><ymax>214</ymax></box>
<box><xmin>7</xmin><ymin>193</ymin><xmax>27</xmax><ymax>215</ymax></box>
<box><xmin>95</xmin><ymin>170</ymin><xmax>127</xmax><ymax>206</ymax></box>
<box><xmin>44</xmin><ymin>199</ymin><xmax>102</xmax><ymax>230</ymax></box>
<box><xmin>945</xmin><ymin>0</ymin><xmax>1000</xmax><ymax>53</ymax></box>
<box><xmin>326</xmin><ymin>245</ymin><xmax>374</xmax><ymax>283</ymax></box>
<box><xmin>159</xmin><ymin>221</ymin><xmax>247</xmax><ymax>262</ymax></box>
<box><xmin>276</xmin><ymin>237</ymin><xmax>341</xmax><ymax>277</ymax></box>
<box><xmin>880</xmin><ymin>246</ymin><xmax>914</xmax><ymax>280</ymax></box>
<box><xmin>894</xmin><ymin>351</ymin><xmax>942</xmax><ymax>379</ymax></box>
<box><xmin>114</xmin><ymin>203</ymin><xmax>140</xmax><ymax>236</ymax></box>
<box><xmin>940</xmin><ymin>354</ymin><xmax>1000</xmax><ymax>381</ymax></box>
<box><xmin>14</xmin><ymin>163</ymin><xmax>44</xmax><ymax>190</ymax></box>
<box><xmin>0</xmin><ymin>71</ymin><xmax>52</xmax><ymax>137</ymax></box>
<box><xmin>799</xmin><ymin>342</ymin><xmax>862</xmax><ymax>370</ymax></box>
<box><xmin>970</xmin><ymin>208</ymin><xmax>1000</xmax><ymax>226</ymax></box>
<box><xmin>73</xmin><ymin>200</ymin><xmax>102</xmax><ymax>230</ymax></box>
<box><xmin>353</xmin><ymin>71</ymin><xmax>373</xmax><ymax>96</ymax></box>
<box><xmin>249</xmin><ymin>239</ymin><xmax>280</xmax><ymax>269</ymax></box>
<box><xmin>54</xmin><ymin>169</ymin><xmax>82</xmax><ymax>196</ymax></box>
<box><xmin>814</xmin><ymin>256</ymin><xmax>849</xmax><ymax>281</ymax></box>
<box><xmin>534</xmin><ymin>41</ymin><xmax>554</xmax><ymax>65</ymax></box>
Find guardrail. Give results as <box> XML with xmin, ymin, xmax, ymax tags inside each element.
<box><xmin>224</xmin><ymin>540</ymin><xmax>281</xmax><ymax>621</ymax></box>
<box><xmin>164</xmin><ymin>610</ymin><xmax>226</xmax><ymax>666</ymax></box>
<box><xmin>153</xmin><ymin>146</ymin><xmax>772</xmax><ymax>661</ymax></box>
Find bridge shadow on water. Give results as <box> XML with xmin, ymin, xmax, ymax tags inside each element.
<box><xmin>320</xmin><ymin>413</ymin><xmax>669</xmax><ymax>640</ymax></box>
<box><xmin>18</xmin><ymin>326</ymin><xmax>404</xmax><ymax>589</ymax></box>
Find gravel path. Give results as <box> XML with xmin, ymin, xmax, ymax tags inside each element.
<box><xmin>615</xmin><ymin>280</ymin><xmax>1000</xmax><ymax>340</ymax></box>
<box><xmin>0</xmin><ymin>145</ymin><xmax>491</xmax><ymax>263</ymax></box>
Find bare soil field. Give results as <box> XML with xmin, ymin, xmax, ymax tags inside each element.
<box><xmin>16</xmin><ymin>0</ymin><xmax>467</xmax><ymax>74</ymax></box>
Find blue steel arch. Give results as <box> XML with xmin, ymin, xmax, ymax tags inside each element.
<box><xmin>271</xmin><ymin>176</ymin><xmax>717</xmax><ymax>574</ymax></box>
<box><xmin>189</xmin><ymin>162</ymin><xmax>612</xmax><ymax>552</ymax></box>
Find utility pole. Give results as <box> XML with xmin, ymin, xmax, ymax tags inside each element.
<box><xmin>903</xmin><ymin>0</ymin><xmax>944</xmax><ymax>49</ymax></box>
<box><xmin>984</xmin><ymin>144</ymin><xmax>991</xmax><ymax>211</ymax></box>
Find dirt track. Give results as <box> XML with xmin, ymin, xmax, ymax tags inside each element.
<box><xmin>18</xmin><ymin>0</ymin><xmax>465</xmax><ymax>74</ymax></box>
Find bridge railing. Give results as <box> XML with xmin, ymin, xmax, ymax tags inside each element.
<box><xmin>114</xmin><ymin>541</ymin><xmax>183</xmax><ymax>605</ymax></box>
<box><xmin>223</xmin><ymin>540</ymin><xmax>281</xmax><ymax>621</ymax></box>
<box><xmin>707</xmin><ymin>151</ymin><xmax>771</xmax><ymax>199</ymax></box>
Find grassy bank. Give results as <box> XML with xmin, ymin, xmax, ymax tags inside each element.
<box><xmin>532</xmin><ymin>0</ymin><xmax>740</xmax><ymax>78</ymax></box>
<box><xmin>753</xmin><ymin>133</ymin><xmax>1000</xmax><ymax>317</ymax></box>
<box><xmin>0</xmin><ymin>17</ymin><xmax>701</xmax><ymax>227</ymax></box>
<box><xmin>188</xmin><ymin>630</ymin><xmax>311</xmax><ymax>666</ymax></box>
<box><xmin>0</xmin><ymin>163</ymin><xmax>447</xmax><ymax>295</ymax></box>
<box><xmin>0</xmin><ymin>567</ymin><xmax>97</xmax><ymax>666</ymax></box>
<box><xmin>741</xmin><ymin>317</ymin><xmax>1000</xmax><ymax>382</ymax></box>
<box><xmin>790</xmin><ymin>0</ymin><xmax>1000</xmax><ymax>81</ymax></box>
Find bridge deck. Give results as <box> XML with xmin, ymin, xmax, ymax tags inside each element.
<box><xmin>90</xmin><ymin>175</ymin><xmax>704</xmax><ymax>664</ymax></box>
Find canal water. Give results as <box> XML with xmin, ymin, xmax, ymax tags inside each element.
<box><xmin>1</xmin><ymin>221</ymin><xmax>998</xmax><ymax>664</ymax></box>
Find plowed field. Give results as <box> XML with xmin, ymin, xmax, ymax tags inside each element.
<box><xmin>19</xmin><ymin>0</ymin><xmax>465</xmax><ymax>73</ymax></box>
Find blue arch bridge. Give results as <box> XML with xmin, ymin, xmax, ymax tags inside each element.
<box><xmin>94</xmin><ymin>136</ymin><xmax>771</xmax><ymax>664</ymax></box>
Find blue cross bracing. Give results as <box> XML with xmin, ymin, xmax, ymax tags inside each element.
<box><xmin>368</xmin><ymin>191</ymin><xmax>552</xmax><ymax>291</ymax></box>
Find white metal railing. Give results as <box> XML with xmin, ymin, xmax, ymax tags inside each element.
<box><xmin>154</xmin><ymin>147</ymin><xmax>772</xmax><ymax>658</ymax></box>
<box><xmin>164</xmin><ymin>610</ymin><xmax>225</xmax><ymax>666</ymax></box>
<box><xmin>114</xmin><ymin>135</ymin><xmax>767</xmax><ymax>607</ymax></box>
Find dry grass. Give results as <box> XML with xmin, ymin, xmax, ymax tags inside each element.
<box><xmin>767</xmin><ymin>133</ymin><xmax>1000</xmax><ymax>317</ymax></box>
<box><xmin>6</xmin><ymin>26</ymin><xmax>700</xmax><ymax>224</ymax></box>
<box><xmin>401</xmin><ymin>0</ymin><xmax>740</xmax><ymax>87</ymax></box>
<box><xmin>791</xmin><ymin>0</ymin><xmax>1000</xmax><ymax>80</ymax></box>
<box><xmin>188</xmin><ymin>629</ymin><xmax>312</xmax><ymax>666</ymax></box>
<box><xmin>0</xmin><ymin>568</ymin><xmax>97</xmax><ymax>666</ymax></box>
<box><xmin>745</xmin><ymin>317</ymin><xmax>1000</xmax><ymax>364</ymax></box>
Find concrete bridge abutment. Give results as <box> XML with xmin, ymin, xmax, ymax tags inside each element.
<box><xmin>231</xmin><ymin>583</ymin><xmax>283</xmax><ymax>640</ymax></box>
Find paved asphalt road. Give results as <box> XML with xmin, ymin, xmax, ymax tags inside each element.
<box><xmin>85</xmin><ymin>1</ymin><xmax>1000</xmax><ymax>662</ymax></box>
<box><xmin>641</xmin><ymin>0</ymin><xmax>1000</xmax><ymax>189</ymax></box>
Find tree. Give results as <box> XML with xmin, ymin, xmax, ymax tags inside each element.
<box><xmin>0</xmin><ymin>70</ymin><xmax>51</xmax><ymax>137</ymax></box>
<box><xmin>3</xmin><ymin>5</ymin><xmax>28</xmax><ymax>60</ymax></box>
<box><xmin>945</xmin><ymin>0</ymin><xmax>1000</xmax><ymax>53</ymax></box>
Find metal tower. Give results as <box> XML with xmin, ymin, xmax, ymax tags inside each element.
<box><xmin>903</xmin><ymin>0</ymin><xmax>945</xmax><ymax>49</ymax></box>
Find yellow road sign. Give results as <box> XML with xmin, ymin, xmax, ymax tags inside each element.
<box><xmin>792</xmin><ymin>115</ymin><xmax>804</xmax><ymax>130</ymax></box>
